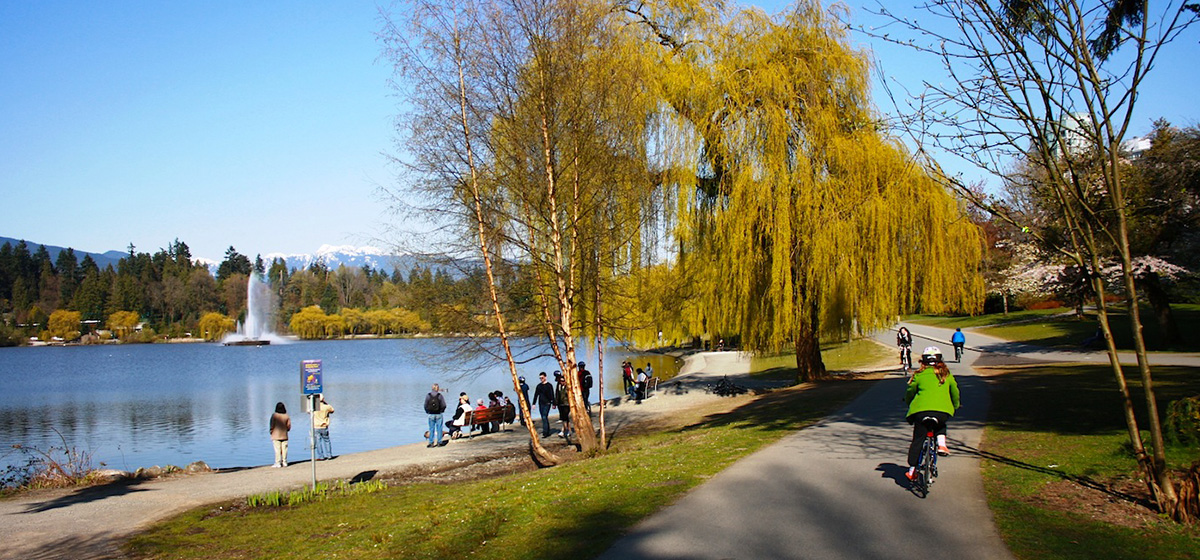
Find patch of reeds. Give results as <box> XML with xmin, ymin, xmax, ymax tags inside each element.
<box><xmin>244</xmin><ymin>478</ymin><xmax>386</xmax><ymax>509</ymax></box>
<box><xmin>1</xmin><ymin>429</ymin><xmax>100</xmax><ymax>491</ymax></box>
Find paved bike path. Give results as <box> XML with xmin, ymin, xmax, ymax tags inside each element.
<box><xmin>600</xmin><ymin>328</ymin><xmax>1011</xmax><ymax>560</ymax></box>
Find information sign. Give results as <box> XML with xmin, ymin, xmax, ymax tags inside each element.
<box><xmin>301</xmin><ymin>360</ymin><xmax>323</xmax><ymax>395</ymax></box>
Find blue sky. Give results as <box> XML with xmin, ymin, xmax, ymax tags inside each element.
<box><xmin>2</xmin><ymin>1</ymin><xmax>1196</xmax><ymax>262</ymax></box>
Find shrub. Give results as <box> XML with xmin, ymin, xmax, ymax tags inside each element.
<box><xmin>2</xmin><ymin>431</ymin><xmax>98</xmax><ymax>490</ymax></box>
<box><xmin>1025</xmin><ymin>299</ymin><xmax>1065</xmax><ymax>310</ymax></box>
<box><xmin>1166</xmin><ymin>396</ymin><xmax>1200</xmax><ymax>447</ymax></box>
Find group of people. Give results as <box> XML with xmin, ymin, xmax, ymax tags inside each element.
<box><xmin>267</xmin><ymin>395</ymin><xmax>335</xmax><ymax>468</ymax></box>
<box><xmin>528</xmin><ymin>362</ymin><xmax>592</xmax><ymax>439</ymax></box>
<box><xmin>423</xmin><ymin>384</ymin><xmax>519</xmax><ymax>447</ymax></box>
<box><xmin>620</xmin><ymin>361</ymin><xmax>653</xmax><ymax>404</ymax></box>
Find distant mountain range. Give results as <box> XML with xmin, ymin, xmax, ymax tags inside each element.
<box><xmin>0</xmin><ymin>237</ymin><xmax>450</xmax><ymax>277</ymax></box>
<box><xmin>262</xmin><ymin>245</ymin><xmax>437</xmax><ymax>276</ymax></box>
<box><xmin>0</xmin><ymin>236</ymin><xmax>124</xmax><ymax>270</ymax></box>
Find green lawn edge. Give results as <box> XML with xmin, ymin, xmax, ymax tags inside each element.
<box><xmin>981</xmin><ymin>363</ymin><xmax>1200</xmax><ymax>559</ymax></box>
<box><xmin>907</xmin><ymin>304</ymin><xmax>1200</xmax><ymax>353</ymax></box>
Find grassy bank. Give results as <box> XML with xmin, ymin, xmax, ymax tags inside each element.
<box><xmin>748</xmin><ymin>338</ymin><xmax>894</xmax><ymax>380</ymax></box>
<box><xmin>126</xmin><ymin>349</ymin><xmax>884</xmax><ymax>559</ymax></box>
<box><xmin>909</xmin><ymin>304</ymin><xmax>1200</xmax><ymax>352</ymax></box>
<box><xmin>982</xmin><ymin>363</ymin><xmax>1200</xmax><ymax>559</ymax></box>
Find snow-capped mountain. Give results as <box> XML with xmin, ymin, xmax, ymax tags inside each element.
<box><xmin>263</xmin><ymin>245</ymin><xmax>393</xmax><ymax>273</ymax></box>
<box><xmin>257</xmin><ymin>245</ymin><xmax>446</xmax><ymax>277</ymax></box>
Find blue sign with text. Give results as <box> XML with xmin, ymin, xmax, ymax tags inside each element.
<box><xmin>301</xmin><ymin>360</ymin><xmax>323</xmax><ymax>395</ymax></box>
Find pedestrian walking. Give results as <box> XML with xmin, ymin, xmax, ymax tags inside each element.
<box><xmin>269</xmin><ymin>402</ymin><xmax>291</xmax><ymax>468</ymax></box>
<box><xmin>313</xmin><ymin>395</ymin><xmax>335</xmax><ymax>459</ymax></box>
<box><xmin>532</xmin><ymin>372</ymin><xmax>554</xmax><ymax>438</ymax></box>
<box><xmin>424</xmin><ymin>383</ymin><xmax>447</xmax><ymax>447</ymax></box>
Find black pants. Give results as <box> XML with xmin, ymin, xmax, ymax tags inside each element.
<box><xmin>906</xmin><ymin>411</ymin><xmax>950</xmax><ymax>467</ymax></box>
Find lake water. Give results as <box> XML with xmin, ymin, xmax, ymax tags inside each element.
<box><xmin>0</xmin><ymin>338</ymin><xmax>678</xmax><ymax>474</ymax></box>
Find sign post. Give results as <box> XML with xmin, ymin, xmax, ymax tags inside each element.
<box><xmin>301</xmin><ymin>360</ymin><xmax>323</xmax><ymax>490</ymax></box>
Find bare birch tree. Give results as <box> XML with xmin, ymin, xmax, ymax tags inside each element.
<box><xmin>380</xmin><ymin>0</ymin><xmax>560</xmax><ymax>465</ymax></box>
<box><xmin>864</xmin><ymin>0</ymin><xmax>1198</xmax><ymax>518</ymax></box>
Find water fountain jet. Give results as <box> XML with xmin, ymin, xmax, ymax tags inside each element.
<box><xmin>221</xmin><ymin>272</ymin><xmax>285</xmax><ymax>346</ymax></box>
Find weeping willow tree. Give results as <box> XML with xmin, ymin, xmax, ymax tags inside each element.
<box><xmin>626</xmin><ymin>1</ymin><xmax>984</xmax><ymax>381</ymax></box>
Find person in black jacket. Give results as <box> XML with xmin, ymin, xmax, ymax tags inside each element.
<box><xmin>424</xmin><ymin>383</ymin><xmax>447</xmax><ymax>448</ymax></box>
<box><xmin>518</xmin><ymin>376</ymin><xmax>531</xmax><ymax>426</ymax></box>
<box><xmin>554</xmin><ymin>371</ymin><xmax>572</xmax><ymax>438</ymax></box>
<box><xmin>531</xmin><ymin>372</ymin><xmax>555</xmax><ymax>438</ymax></box>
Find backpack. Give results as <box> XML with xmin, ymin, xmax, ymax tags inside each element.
<box><xmin>424</xmin><ymin>392</ymin><xmax>445</xmax><ymax>414</ymax></box>
<box><xmin>582</xmin><ymin>372</ymin><xmax>593</xmax><ymax>389</ymax></box>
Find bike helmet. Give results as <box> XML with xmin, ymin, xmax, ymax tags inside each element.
<box><xmin>921</xmin><ymin>346</ymin><xmax>943</xmax><ymax>365</ymax></box>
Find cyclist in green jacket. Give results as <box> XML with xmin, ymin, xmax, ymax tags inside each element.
<box><xmin>903</xmin><ymin>346</ymin><xmax>960</xmax><ymax>481</ymax></box>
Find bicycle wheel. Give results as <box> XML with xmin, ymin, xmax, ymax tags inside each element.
<box><xmin>919</xmin><ymin>438</ymin><xmax>936</xmax><ymax>495</ymax></box>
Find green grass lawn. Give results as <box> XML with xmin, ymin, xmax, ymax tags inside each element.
<box><xmin>906</xmin><ymin>308</ymin><xmax>1068</xmax><ymax>329</ymax></box>
<box><xmin>125</xmin><ymin>344</ymin><xmax>886</xmax><ymax>560</ymax></box>
<box><xmin>909</xmin><ymin>304</ymin><xmax>1200</xmax><ymax>352</ymax></box>
<box><xmin>982</xmin><ymin>363</ymin><xmax>1200</xmax><ymax>559</ymax></box>
<box><xmin>749</xmin><ymin>338</ymin><xmax>894</xmax><ymax>380</ymax></box>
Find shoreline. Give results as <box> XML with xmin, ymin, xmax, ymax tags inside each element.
<box><xmin>0</xmin><ymin>350</ymin><xmax>759</xmax><ymax>560</ymax></box>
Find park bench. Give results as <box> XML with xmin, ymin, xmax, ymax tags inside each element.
<box><xmin>458</xmin><ymin>404</ymin><xmax>517</xmax><ymax>438</ymax></box>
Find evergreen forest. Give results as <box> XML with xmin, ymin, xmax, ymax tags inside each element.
<box><xmin>0</xmin><ymin>239</ymin><xmax>510</xmax><ymax>345</ymax></box>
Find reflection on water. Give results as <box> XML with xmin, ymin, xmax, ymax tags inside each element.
<box><xmin>0</xmin><ymin>339</ymin><xmax>679</xmax><ymax>472</ymax></box>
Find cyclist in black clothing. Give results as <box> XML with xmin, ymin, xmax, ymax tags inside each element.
<box><xmin>897</xmin><ymin>326</ymin><xmax>914</xmax><ymax>370</ymax></box>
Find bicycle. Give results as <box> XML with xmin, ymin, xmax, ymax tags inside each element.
<box><xmin>953</xmin><ymin>344</ymin><xmax>963</xmax><ymax>363</ymax></box>
<box><xmin>911</xmin><ymin>416</ymin><xmax>941</xmax><ymax>497</ymax></box>
<box><xmin>709</xmin><ymin>376</ymin><xmax>748</xmax><ymax>396</ymax></box>
<box><xmin>899</xmin><ymin>345</ymin><xmax>913</xmax><ymax>371</ymax></box>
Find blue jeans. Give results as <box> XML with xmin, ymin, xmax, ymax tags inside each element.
<box><xmin>315</xmin><ymin>428</ymin><xmax>331</xmax><ymax>459</ymax></box>
<box><xmin>538</xmin><ymin>404</ymin><xmax>552</xmax><ymax>437</ymax></box>
<box><xmin>427</xmin><ymin>414</ymin><xmax>443</xmax><ymax>445</ymax></box>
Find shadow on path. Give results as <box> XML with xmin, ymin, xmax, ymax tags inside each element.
<box><xmin>20</xmin><ymin>478</ymin><xmax>153</xmax><ymax>514</ymax></box>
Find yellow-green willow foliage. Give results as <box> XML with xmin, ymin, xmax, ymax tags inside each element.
<box><xmin>197</xmin><ymin>312</ymin><xmax>235</xmax><ymax>342</ymax></box>
<box><xmin>642</xmin><ymin>2</ymin><xmax>982</xmax><ymax>379</ymax></box>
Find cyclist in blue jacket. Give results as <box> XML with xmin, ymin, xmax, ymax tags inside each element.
<box><xmin>950</xmin><ymin>328</ymin><xmax>966</xmax><ymax>362</ymax></box>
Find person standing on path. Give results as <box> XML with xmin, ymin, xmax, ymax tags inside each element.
<box><xmin>518</xmin><ymin>376</ymin><xmax>530</xmax><ymax>426</ymax></box>
<box><xmin>313</xmin><ymin>395</ymin><xmax>335</xmax><ymax>459</ymax></box>
<box><xmin>635</xmin><ymin>368</ymin><xmax>649</xmax><ymax>404</ymax></box>
<box><xmin>532</xmin><ymin>372</ymin><xmax>555</xmax><ymax>438</ymax></box>
<box><xmin>269</xmin><ymin>402</ymin><xmax>291</xmax><ymax>468</ymax></box>
<box><xmin>578</xmin><ymin>362</ymin><xmax>593</xmax><ymax>414</ymax></box>
<box><xmin>903</xmin><ymin>346</ymin><xmax>960</xmax><ymax>482</ymax></box>
<box><xmin>424</xmin><ymin>384</ymin><xmax>447</xmax><ymax>447</ymax></box>
<box><xmin>951</xmin><ymin>328</ymin><xmax>966</xmax><ymax>362</ymax></box>
<box><xmin>554</xmin><ymin>372</ymin><xmax>572</xmax><ymax>438</ymax></box>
